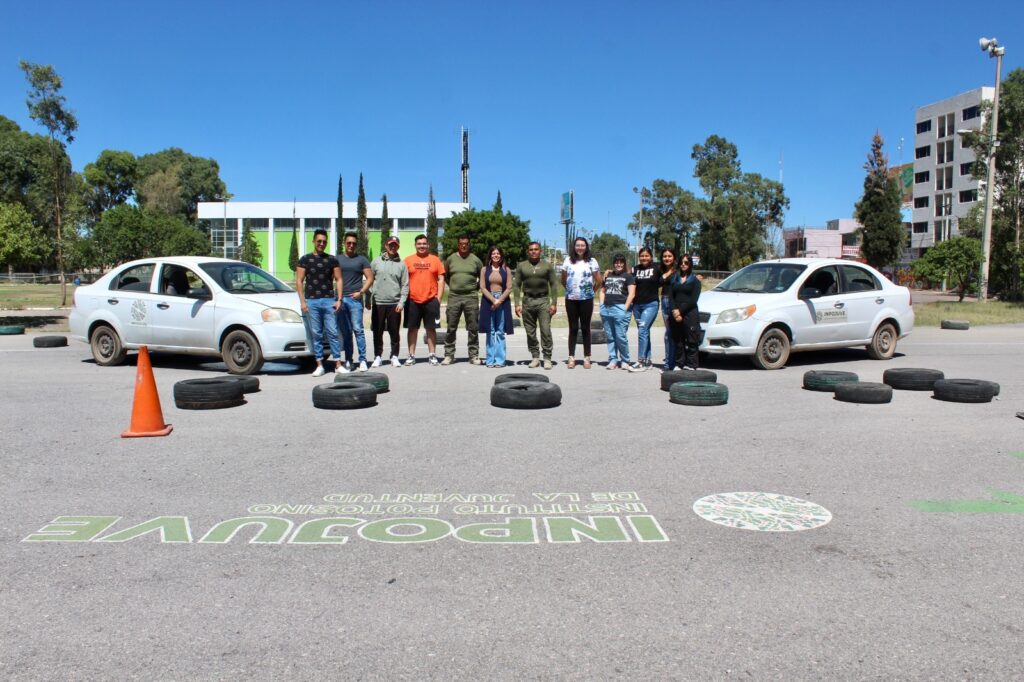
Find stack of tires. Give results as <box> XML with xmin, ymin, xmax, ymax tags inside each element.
<box><xmin>661</xmin><ymin>369</ymin><xmax>728</xmax><ymax>406</ymax></box>
<box><xmin>803</xmin><ymin>367</ymin><xmax>1000</xmax><ymax>405</ymax></box>
<box><xmin>490</xmin><ymin>373</ymin><xmax>561</xmax><ymax>409</ymax></box>
<box><xmin>313</xmin><ymin>372</ymin><xmax>390</xmax><ymax>410</ymax></box>
<box><xmin>174</xmin><ymin>376</ymin><xmax>259</xmax><ymax>410</ymax></box>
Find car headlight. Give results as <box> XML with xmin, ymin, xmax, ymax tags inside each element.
<box><xmin>262</xmin><ymin>308</ymin><xmax>303</xmax><ymax>323</ymax></box>
<box><xmin>715</xmin><ymin>305</ymin><xmax>757</xmax><ymax>324</ymax></box>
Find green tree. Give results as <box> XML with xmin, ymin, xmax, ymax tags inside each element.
<box><xmin>439</xmin><ymin>206</ymin><xmax>530</xmax><ymax>264</ymax></box>
<box><xmin>0</xmin><ymin>201</ymin><xmax>46</xmax><ymax>276</ymax></box>
<box><xmin>494</xmin><ymin>190</ymin><xmax>502</xmax><ymax>212</ymax></box>
<box><xmin>356</xmin><ymin>173</ymin><xmax>368</xmax><ymax>255</ymax></box>
<box><xmin>336</xmin><ymin>174</ymin><xmax>343</xmax><ymax>254</ymax></box>
<box><xmin>288</xmin><ymin>222</ymin><xmax>298</xmax><ymax>273</ymax></box>
<box><xmin>426</xmin><ymin>185</ymin><xmax>439</xmax><ymax>252</ymax></box>
<box><xmin>379</xmin><ymin>193</ymin><xmax>390</xmax><ymax>255</ymax></box>
<box><xmin>628</xmin><ymin>180</ymin><xmax>701</xmax><ymax>254</ymax></box>
<box><xmin>239</xmin><ymin>218</ymin><xmax>261</xmax><ymax>265</ymax></box>
<box><xmin>911</xmin><ymin>237</ymin><xmax>982</xmax><ymax>301</ymax></box>
<box><xmin>83</xmin><ymin>149</ymin><xmax>137</xmax><ymax>220</ymax></box>
<box><xmin>91</xmin><ymin>205</ymin><xmax>208</xmax><ymax>267</ymax></box>
<box><xmin>21</xmin><ymin>61</ymin><xmax>78</xmax><ymax>305</ymax></box>
<box><xmin>136</xmin><ymin>148</ymin><xmax>227</xmax><ymax>223</ymax></box>
<box><xmin>589</xmin><ymin>231</ymin><xmax>631</xmax><ymax>270</ymax></box>
<box><xmin>854</xmin><ymin>132</ymin><xmax>905</xmax><ymax>270</ymax></box>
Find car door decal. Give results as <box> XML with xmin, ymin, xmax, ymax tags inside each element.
<box><xmin>130</xmin><ymin>299</ymin><xmax>149</xmax><ymax>325</ymax></box>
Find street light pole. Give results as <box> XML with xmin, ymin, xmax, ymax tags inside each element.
<box><xmin>979</xmin><ymin>36</ymin><xmax>1005</xmax><ymax>302</ymax></box>
<box><xmin>632</xmin><ymin>186</ymin><xmax>646</xmax><ymax>251</ymax></box>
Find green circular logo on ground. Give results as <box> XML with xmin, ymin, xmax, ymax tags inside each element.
<box><xmin>693</xmin><ymin>492</ymin><xmax>832</xmax><ymax>532</ymax></box>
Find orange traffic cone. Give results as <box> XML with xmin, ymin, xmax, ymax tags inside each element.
<box><xmin>121</xmin><ymin>346</ymin><xmax>173</xmax><ymax>438</ymax></box>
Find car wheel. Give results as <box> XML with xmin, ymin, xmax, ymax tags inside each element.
<box><xmin>222</xmin><ymin>329</ymin><xmax>264</xmax><ymax>375</ymax></box>
<box><xmin>867</xmin><ymin>322</ymin><xmax>897</xmax><ymax>360</ymax></box>
<box><xmin>90</xmin><ymin>324</ymin><xmax>127</xmax><ymax>366</ymax></box>
<box><xmin>834</xmin><ymin>382</ymin><xmax>893</xmax><ymax>404</ymax></box>
<box><xmin>668</xmin><ymin>381</ymin><xmax>729</xmax><ymax>406</ymax></box>
<box><xmin>751</xmin><ymin>328</ymin><xmax>789</xmax><ymax>370</ymax></box>
<box><xmin>490</xmin><ymin>381</ymin><xmax>562</xmax><ymax>409</ymax></box>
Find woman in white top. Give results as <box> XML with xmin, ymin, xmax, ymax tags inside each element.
<box><xmin>560</xmin><ymin>237</ymin><xmax>602</xmax><ymax>369</ymax></box>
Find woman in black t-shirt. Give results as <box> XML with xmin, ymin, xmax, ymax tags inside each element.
<box><xmin>629</xmin><ymin>247</ymin><xmax>661</xmax><ymax>371</ymax></box>
<box><xmin>668</xmin><ymin>253</ymin><xmax>701</xmax><ymax>370</ymax></box>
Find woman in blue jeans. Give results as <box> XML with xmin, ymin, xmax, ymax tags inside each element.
<box><xmin>628</xmin><ymin>247</ymin><xmax>661</xmax><ymax>371</ymax></box>
<box><xmin>478</xmin><ymin>245</ymin><xmax>514</xmax><ymax>367</ymax></box>
<box><xmin>599</xmin><ymin>254</ymin><xmax>636</xmax><ymax>369</ymax></box>
<box><xmin>658</xmin><ymin>248</ymin><xmax>680</xmax><ymax>371</ymax></box>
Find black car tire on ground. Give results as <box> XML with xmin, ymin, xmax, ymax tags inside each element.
<box><xmin>882</xmin><ymin>368</ymin><xmax>944</xmax><ymax>391</ymax></box>
<box><xmin>803</xmin><ymin>370</ymin><xmax>860</xmax><ymax>392</ymax></box>
<box><xmin>312</xmin><ymin>382</ymin><xmax>378</xmax><ymax>409</ymax></box>
<box><xmin>976</xmin><ymin>379</ymin><xmax>1000</xmax><ymax>397</ymax></box>
<box><xmin>33</xmin><ymin>335</ymin><xmax>68</xmax><ymax>348</ymax></box>
<box><xmin>220</xmin><ymin>375</ymin><xmax>261</xmax><ymax>394</ymax></box>
<box><xmin>0</xmin><ymin>325</ymin><xmax>26</xmax><ymax>335</ymax></box>
<box><xmin>834</xmin><ymin>382</ymin><xmax>893</xmax><ymax>404</ymax></box>
<box><xmin>494</xmin><ymin>372</ymin><xmax>550</xmax><ymax>385</ymax></box>
<box><xmin>174</xmin><ymin>378</ymin><xmax>246</xmax><ymax>410</ymax></box>
<box><xmin>661</xmin><ymin>369</ymin><xmax>718</xmax><ymax>391</ymax></box>
<box><xmin>669</xmin><ymin>381</ymin><xmax>729</xmax><ymax>406</ymax></box>
<box><xmin>490</xmin><ymin>381</ymin><xmax>562</xmax><ymax>409</ymax></box>
<box><xmin>339</xmin><ymin>371</ymin><xmax>390</xmax><ymax>394</ymax></box>
<box><xmin>932</xmin><ymin>379</ymin><xmax>996</xmax><ymax>403</ymax></box>
<box><xmin>578</xmin><ymin>329</ymin><xmax>607</xmax><ymax>345</ymax></box>
<box><xmin>940</xmin><ymin>319</ymin><xmax>970</xmax><ymax>330</ymax></box>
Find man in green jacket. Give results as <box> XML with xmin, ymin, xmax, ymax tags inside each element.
<box><xmin>513</xmin><ymin>241</ymin><xmax>558</xmax><ymax>369</ymax></box>
<box><xmin>442</xmin><ymin>234</ymin><xmax>484</xmax><ymax>365</ymax></box>
<box><xmin>369</xmin><ymin>236</ymin><xmax>410</xmax><ymax>367</ymax></box>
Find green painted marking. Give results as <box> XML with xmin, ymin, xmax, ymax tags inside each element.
<box><xmin>289</xmin><ymin>518</ymin><xmax>363</xmax><ymax>544</ymax></box>
<box><xmin>199</xmin><ymin>516</ymin><xmax>292</xmax><ymax>544</ymax></box>
<box><xmin>96</xmin><ymin>516</ymin><xmax>192</xmax><ymax>543</ymax></box>
<box><xmin>23</xmin><ymin>516</ymin><xmax>120</xmax><ymax>542</ymax></box>
<box><xmin>454</xmin><ymin>518</ymin><xmax>537</xmax><ymax>543</ymax></box>
<box><xmin>359</xmin><ymin>518</ymin><xmax>453</xmax><ymax>543</ymax></box>
<box><xmin>912</xmin><ymin>490</ymin><xmax>1024</xmax><ymax>513</ymax></box>
<box><xmin>1010</xmin><ymin>452</ymin><xmax>1024</xmax><ymax>460</ymax></box>
<box><xmin>545</xmin><ymin>516</ymin><xmax>629</xmax><ymax>543</ymax></box>
<box><xmin>626</xmin><ymin>515</ymin><xmax>670</xmax><ymax>542</ymax></box>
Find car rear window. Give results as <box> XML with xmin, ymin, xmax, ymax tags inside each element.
<box><xmin>110</xmin><ymin>264</ymin><xmax>155</xmax><ymax>292</ymax></box>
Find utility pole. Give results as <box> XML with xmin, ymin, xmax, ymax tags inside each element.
<box><xmin>978</xmin><ymin>37</ymin><xmax>1005</xmax><ymax>301</ymax></box>
<box><xmin>461</xmin><ymin>127</ymin><xmax>469</xmax><ymax>204</ymax></box>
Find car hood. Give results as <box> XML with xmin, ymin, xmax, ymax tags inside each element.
<box><xmin>231</xmin><ymin>291</ymin><xmax>303</xmax><ymax>312</ymax></box>
<box><xmin>699</xmin><ymin>290</ymin><xmax>783</xmax><ymax>315</ymax></box>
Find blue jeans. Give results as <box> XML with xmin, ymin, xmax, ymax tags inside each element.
<box><xmin>307</xmin><ymin>298</ymin><xmax>341</xmax><ymax>361</ymax></box>
<box><xmin>600</xmin><ymin>303</ymin><xmax>631</xmax><ymax>364</ymax></box>
<box><xmin>661</xmin><ymin>296</ymin><xmax>676</xmax><ymax>369</ymax></box>
<box><xmin>485</xmin><ymin>304</ymin><xmax>507</xmax><ymax>366</ymax></box>
<box><xmin>337</xmin><ymin>296</ymin><xmax>367</xmax><ymax>362</ymax></box>
<box><xmin>632</xmin><ymin>300</ymin><xmax>659</xmax><ymax>362</ymax></box>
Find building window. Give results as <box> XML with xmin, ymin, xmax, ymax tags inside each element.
<box><xmin>305</xmin><ymin>218</ymin><xmax>330</xmax><ymax>230</ymax></box>
<box><xmin>959</xmin><ymin>189</ymin><xmax>978</xmax><ymax>203</ymax></box>
<box><xmin>934</xmin><ymin>193</ymin><xmax>952</xmax><ymax>217</ymax></box>
<box><xmin>935</xmin><ymin>166</ymin><xmax>954</xmax><ymax>191</ymax></box>
<box><xmin>397</xmin><ymin>218</ymin><xmax>425</xmax><ymax>230</ymax></box>
<box><xmin>914</xmin><ymin>170</ymin><xmax>930</xmax><ymax>184</ymax></box>
<box><xmin>273</xmin><ymin>218</ymin><xmax>295</xmax><ymax>231</ymax></box>
<box><xmin>209</xmin><ymin>218</ymin><xmax>238</xmax><ymax>258</ymax></box>
<box><xmin>245</xmin><ymin>218</ymin><xmax>269</xmax><ymax>231</ymax></box>
<box><xmin>916</xmin><ymin>119</ymin><xmax>932</xmax><ymax>134</ymax></box>
<box><xmin>914</xmin><ymin>196</ymin><xmax>929</xmax><ymax>208</ymax></box>
<box><xmin>916</xmin><ymin>146</ymin><xmax>931</xmax><ymax>159</ymax></box>
<box><xmin>960</xmin><ymin>162</ymin><xmax>974</xmax><ymax>176</ymax></box>
<box><xmin>962</xmin><ymin>105</ymin><xmax>980</xmax><ymax>121</ymax></box>
<box><xmin>913</xmin><ymin>221</ymin><xmax>928</xmax><ymax>234</ymax></box>
<box><xmin>341</xmin><ymin>218</ymin><xmax>357</xmax><ymax>229</ymax></box>
<box><xmin>937</xmin><ymin>112</ymin><xmax>955</xmax><ymax>138</ymax></box>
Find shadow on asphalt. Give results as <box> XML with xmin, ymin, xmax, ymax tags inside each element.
<box><xmin>701</xmin><ymin>348</ymin><xmax>906</xmax><ymax>372</ymax></box>
<box><xmin>80</xmin><ymin>353</ymin><xmax>311</xmax><ymax>376</ymax></box>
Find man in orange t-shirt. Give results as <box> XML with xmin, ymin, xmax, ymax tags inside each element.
<box><xmin>403</xmin><ymin>234</ymin><xmax>446</xmax><ymax>365</ymax></box>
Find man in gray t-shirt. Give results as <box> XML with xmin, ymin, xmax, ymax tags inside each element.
<box><xmin>335</xmin><ymin>232</ymin><xmax>374</xmax><ymax>372</ymax></box>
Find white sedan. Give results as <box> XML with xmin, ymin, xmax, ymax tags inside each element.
<box><xmin>69</xmin><ymin>256</ymin><xmax>310</xmax><ymax>374</ymax></box>
<box><xmin>698</xmin><ymin>258</ymin><xmax>914</xmax><ymax>369</ymax></box>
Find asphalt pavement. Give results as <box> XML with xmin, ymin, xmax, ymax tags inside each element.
<box><xmin>1</xmin><ymin>324</ymin><xmax>1022</xmax><ymax>679</ymax></box>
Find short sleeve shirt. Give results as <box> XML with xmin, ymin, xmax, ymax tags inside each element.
<box><xmin>444</xmin><ymin>253</ymin><xmax>484</xmax><ymax>296</ymax></box>
<box><xmin>603</xmin><ymin>272</ymin><xmax>635</xmax><ymax>306</ymax></box>
<box><xmin>632</xmin><ymin>264</ymin><xmax>660</xmax><ymax>304</ymax></box>
<box><xmin>562</xmin><ymin>257</ymin><xmax>600</xmax><ymax>300</ymax></box>
<box><xmin>338</xmin><ymin>254</ymin><xmax>371</xmax><ymax>295</ymax></box>
<box><xmin>298</xmin><ymin>252</ymin><xmax>340</xmax><ymax>299</ymax></box>
<box><xmin>404</xmin><ymin>253</ymin><xmax>445</xmax><ymax>303</ymax></box>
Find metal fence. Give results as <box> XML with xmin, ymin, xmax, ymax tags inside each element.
<box><xmin>0</xmin><ymin>272</ymin><xmax>102</xmax><ymax>284</ymax></box>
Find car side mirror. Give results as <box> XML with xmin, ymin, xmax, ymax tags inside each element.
<box><xmin>798</xmin><ymin>286</ymin><xmax>821</xmax><ymax>300</ymax></box>
<box><xmin>188</xmin><ymin>287</ymin><xmax>212</xmax><ymax>300</ymax></box>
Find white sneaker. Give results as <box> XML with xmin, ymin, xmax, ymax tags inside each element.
<box><xmin>358</xmin><ymin>360</ymin><xmax>368</xmax><ymax>372</ymax></box>
<box><xmin>428</xmin><ymin>354</ymin><xmax>440</xmax><ymax>366</ymax></box>
<box><xmin>312</xmin><ymin>365</ymin><xmax>325</xmax><ymax>377</ymax></box>
<box><xmin>335</xmin><ymin>363</ymin><xmax>350</xmax><ymax>374</ymax></box>
<box><xmin>405</xmin><ymin>356</ymin><xmax>416</xmax><ymax>367</ymax></box>
<box><xmin>371</xmin><ymin>356</ymin><xmax>382</xmax><ymax>368</ymax></box>
<box><xmin>391</xmin><ymin>356</ymin><xmax>401</xmax><ymax>367</ymax></box>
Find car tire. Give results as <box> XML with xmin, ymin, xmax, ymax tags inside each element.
<box><xmin>751</xmin><ymin>327</ymin><xmax>790</xmax><ymax>370</ymax></box>
<box><xmin>803</xmin><ymin>370</ymin><xmax>859</xmax><ymax>392</ymax></box>
<box><xmin>339</xmin><ymin>371</ymin><xmax>390</xmax><ymax>394</ymax></box>
<box><xmin>490</xmin><ymin>381</ymin><xmax>562</xmax><ymax>409</ymax></box>
<box><xmin>0</xmin><ymin>325</ymin><xmax>25</xmax><ymax>335</ymax></box>
<box><xmin>312</xmin><ymin>382</ymin><xmax>378</xmax><ymax>409</ymax></box>
<box><xmin>174</xmin><ymin>378</ymin><xmax>246</xmax><ymax>410</ymax></box>
<box><xmin>668</xmin><ymin>381</ymin><xmax>729</xmax><ymax>406</ymax></box>
<box><xmin>495</xmin><ymin>372</ymin><xmax>550</xmax><ymax>385</ymax></box>
<box><xmin>222</xmin><ymin>329</ymin><xmax>264</xmax><ymax>375</ymax></box>
<box><xmin>882</xmin><ymin>368</ymin><xmax>944</xmax><ymax>391</ymax></box>
<box><xmin>932</xmin><ymin>379</ymin><xmax>996</xmax><ymax>403</ymax></box>
<box><xmin>660</xmin><ymin>369</ymin><xmax>718</xmax><ymax>391</ymax></box>
<box><xmin>590</xmin><ymin>318</ymin><xmax>604</xmax><ymax>330</ymax></box>
<box><xmin>90</xmin><ymin>324</ymin><xmax>127</xmax><ymax>366</ymax></box>
<box><xmin>220</xmin><ymin>375</ymin><xmax>261</xmax><ymax>394</ymax></box>
<box><xmin>866</xmin><ymin>322</ymin><xmax>897</xmax><ymax>360</ymax></box>
<box><xmin>940</xmin><ymin>319</ymin><xmax>970</xmax><ymax>330</ymax></box>
<box><xmin>578</xmin><ymin>329</ymin><xmax>608</xmax><ymax>345</ymax></box>
<box><xmin>33</xmin><ymin>335</ymin><xmax>68</xmax><ymax>348</ymax></box>
<box><xmin>834</xmin><ymin>382</ymin><xmax>893</xmax><ymax>404</ymax></box>
<box><xmin>976</xmin><ymin>379</ymin><xmax>1000</xmax><ymax>397</ymax></box>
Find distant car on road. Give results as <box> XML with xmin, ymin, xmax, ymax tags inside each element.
<box><xmin>697</xmin><ymin>258</ymin><xmax>914</xmax><ymax>369</ymax></box>
<box><xmin>69</xmin><ymin>257</ymin><xmax>310</xmax><ymax>374</ymax></box>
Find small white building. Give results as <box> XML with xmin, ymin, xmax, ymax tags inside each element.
<box><xmin>784</xmin><ymin>219</ymin><xmax>862</xmax><ymax>259</ymax></box>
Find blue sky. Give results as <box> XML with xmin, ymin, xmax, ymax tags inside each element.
<box><xmin>2</xmin><ymin>0</ymin><xmax>1022</xmax><ymax>247</ymax></box>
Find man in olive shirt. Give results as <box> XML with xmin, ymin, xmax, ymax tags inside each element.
<box><xmin>442</xmin><ymin>234</ymin><xmax>484</xmax><ymax>365</ymax></box>
<box><xmin>513</xmin><ymin>241</ymin><xmax>558</xmax><ymax>369</ymax></box>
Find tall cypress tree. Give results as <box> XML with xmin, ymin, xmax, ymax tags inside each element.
<box><xmin>239</xmin><ymin>217</ymin><xmax>261</xmax><ymax>265</ymax></box>
<box><xmin>426</xmin><ymin>184</ymin><xmax>439</xmax><ymax>253</ymax></box>
<box><xmin>494</xmin><ymin>190</ymin><xmax>503</xmax><ymax>213</ymax></box>
<box><xmin>356</xmin><ymin>173</ymin><xmax>368</xmax><ymax>255</ymax></box>
<box><xmin>288</xmin><ymin>223</ymin><xmax>298</xmax><ymax>272</ymax></box>
<box><xmin>379</xmin><ymin>193</ymin><xmax>390</xmax><ymax>256</ymax></box>
<box><xmin>854</xmin><ymin>132</ymin><xmax>905</xmax><ymax>269</ymax></box>
<box><xmin>336</xmin><ymin>174</ymin><xmax>343</xmax><ymax>254</ymax></box>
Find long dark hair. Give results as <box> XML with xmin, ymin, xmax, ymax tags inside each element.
<box><xmin>569</xmin><ymin>237</ymin><xmax>591</xmax><ymax>263</ymax></box>
<box><xmin>659</xmin><ymin>248</ymin><xmax>678</xmax><ymax>273</ymax></box>
<box><xmin>679</xmin><ymin>252</ymin><xmax>694</xmax><ymax>277</ymax></box>
<box><xmin>486</xmin><ymin>244</ymin><xmax>506</xmax><ymax>269</ymax></box>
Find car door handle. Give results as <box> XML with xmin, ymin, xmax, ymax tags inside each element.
<box><xmin>157</xmin><ymin>303</ymin><xmax>170</xmax><ymax>310</ymax></box>
<box><xmin>833</xmin><ymin>302</ymin><xmax>845</xmax><ymax>309</ymax></box>
<box><xmin>875</xmin><ymin>298</ymin><xmax>885</xmax><ymax>304</ymax></box>
<box><xmin>107</xmin><ymin>298</ymin><xmax>119</xmax><ymax>305</ymax></box>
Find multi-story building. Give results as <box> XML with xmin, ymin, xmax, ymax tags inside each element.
<box><xmin>197</xmin><ymin>200</ymin><xmax>468</xmax><ymax>281</ymax></box>
<box><xmin>909</xmin><ymin>87</ymin><xmax>993</xmax><ymax>259</ymax></box>
<box><xmin>783</xmin><ymin>218</ymin><xmax>862</xmax><ymax>259</ymax></box>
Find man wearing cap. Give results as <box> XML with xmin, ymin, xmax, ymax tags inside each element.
<box><xmin>513</xmin><ymin>241</ymin><xmax>558</xmax><ymax>369</ymax></box>
<box><xmin>370</xmin><ymin>235</ymin><xmax>409</xmax><ymax>367</ymax></box>
<box><xmin>442</xmin><ymin>234</ymin><xmax>484</xmax><ymax>366</ymax></box>
<box><xmin>403</xmin><ymin>234</ymin><xmax>445</xmax><ymax>366</ymax></box>
<box><xmin>336</xmin><ymin>232</ymin><xmax>374</xmax><ymax>372</ymax></box>
<box><xmin>296</xmin><ymin>229</ymin><xmax>344</xmax><ymax>377</ymax></box>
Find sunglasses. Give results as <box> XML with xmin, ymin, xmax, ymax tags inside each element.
<box><xmin>314</xmin><ymin>239</ymin><xmax>327</xmax><ymax>245</ymax></box>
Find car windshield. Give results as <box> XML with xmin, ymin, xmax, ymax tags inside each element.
<box><xmin>199</xmin><ymin>262</ymin><xmax>294</xmax><ymax>293</ymax></box>
<box><xmin>715</xmin><ymin>263</ymin><xmax>807</xmax><ymax>293</ymax></box>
